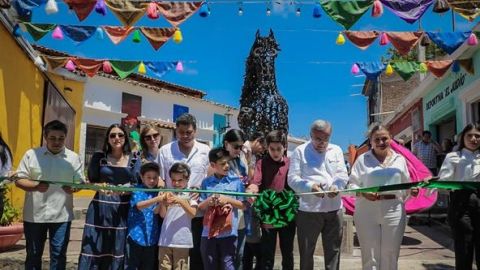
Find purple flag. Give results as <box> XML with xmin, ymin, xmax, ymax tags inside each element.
<box><xmin>381</xmin><ymin>0</ymin><xmax>433</xmax><ymax>24</ymax></box>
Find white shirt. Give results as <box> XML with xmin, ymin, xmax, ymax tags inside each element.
<box><xmin>159</xmin><ymin>140</ymin><xmax>210</xmax><ymax>188</ymax></box>
<box><xmin>288</xmin><ymin>142</ymin><xmax>348</xmax><ymax>212</ymax></box>
<box><xmin>16</xmin><ymin>147</ymin><xmax>85</xmax><ymax>223</ymax></box>
<box><xmin>348</xmin><ymin>150</ymin><xmax>410</xmax><ymax>198</ymax></box>
<box><xmin>158</xmin><ymin>193</ymin><xmax>197</xmax><ymax>248</ymax></box>
<box><xmin>438</xmin><ymin>149</ymin><xmax>480</xmax><ymax>182</ymax></box>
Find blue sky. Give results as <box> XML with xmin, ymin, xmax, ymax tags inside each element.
<box><xmin>26</xmin><ymin>1</ymin><xmax>478</xmax><ymax>150</ymax></box>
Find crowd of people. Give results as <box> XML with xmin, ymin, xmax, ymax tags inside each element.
<box><xmin>0</xmin><ymin>114</ymin><xmax>479</xmax><ymax>270</ymax></box>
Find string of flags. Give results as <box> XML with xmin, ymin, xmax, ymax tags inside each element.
<box><xmin>40</xmin><ymin>53</ymin><xmax>185</xmax><ymax>79</ymax></box>
<box><xmin>16</xmin><ymin>23</ymin><xmax>181</xmax><ymax>50</ymax></box>
<box><xmin>351</xmin><ymin>58</ymin><xmax>474</xmax><ymax>81</ymax></box>
<box><xmin>9</xmin><ymin>0</ymin><xmax>480</xmax><ymax>30</ymax></box>
<box><xmin>13</xmin><ymin>0</ymin><xmax>202</xmax><ymax>26</ymax></box>
<box><xmin>336</xmin><ymin>30</ymin><xmax>478</xmax><ymax>55</ymax></box>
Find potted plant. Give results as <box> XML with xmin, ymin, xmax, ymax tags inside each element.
<box><xmin>0</xmin><ymin>185</ymin><xmax>23</xmax><ymax>252</ymax></box>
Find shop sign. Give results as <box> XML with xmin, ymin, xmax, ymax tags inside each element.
<box><xmin>426</xmin><ymin>73</ymin><xmax>466</xmax><ymax>111</ymax></box>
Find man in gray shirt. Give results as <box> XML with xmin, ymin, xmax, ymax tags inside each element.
<box><xmin>16</xmin><ymin>120</ymin><xmax>84</xmax><ymax>270</ymax></box>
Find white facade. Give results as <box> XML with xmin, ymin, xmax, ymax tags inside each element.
<box><xmin>79</xmin><ymin>75</ymin><xmax>239</xmax><ymax>162</ymax></box>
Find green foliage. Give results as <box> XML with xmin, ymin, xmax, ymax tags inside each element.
<box><xmin>382</xmin><ymin>44</ymin><xmax>447</xmax><ymax>63</ymax></box>
<box><xmin>0</xmin><ymin>187</ymin><xmax>20</xmax><ymax>226</ymax></box>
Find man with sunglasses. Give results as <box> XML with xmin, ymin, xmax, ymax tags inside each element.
<box><xmin>158</xmin><ymin>113</ymin><xmax>211</xmax><ymax>270</ymax></box>
<box><xmin>288</xmin><ymin>119</ymin><xmax>348</xmax><ymax>270</ymax></box>
<box><xmin>15</xmin><ymin>120</ymin><xmax>85</xmax><ymax>270</ymax></box>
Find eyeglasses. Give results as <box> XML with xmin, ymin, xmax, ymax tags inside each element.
<box><xmin>109</xmin><ymin>133</ymin><xmax>125</xmax><ymax>139</ymax></box>
<box><xmin>144</xmin><ymin>133</ymin><xmax>160</xmax><ymax>141</ymax></box>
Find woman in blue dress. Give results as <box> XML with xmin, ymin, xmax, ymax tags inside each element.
<box><xmin>78</xmin><ymin>124</ymin><xmax>141</xmax><ymax>269</ymax></box>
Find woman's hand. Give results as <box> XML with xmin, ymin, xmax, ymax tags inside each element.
<box><xmin>362</xmin><ymin>192</ymin><xmax>378</xmax><ymax>201</ymax></box>
<box><xmin>410</xmin><ymin>187</ymin><xmax>420</xmax><ymax>197</ymax></box>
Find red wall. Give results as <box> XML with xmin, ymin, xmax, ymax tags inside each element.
<box><xmin>388</xmin><ymin>99</ymin><xmax>423</xmax><ymax>139</ymax></box>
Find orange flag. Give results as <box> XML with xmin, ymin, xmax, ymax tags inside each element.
<box><xmin>386</xmin><ymin>32</ymin><xmax>423</xmax><ymax>55</ymax></box>
<box><xmin>140</xmin><ymin>27</ymin><xmax>176</xmax><ymax>50</ymax></box>
<box><xmin>103</xmin><ymin>26</ymin><xmax>135</xmax><ymax>44</ymax></box>
<box><xmin>157</xmin><ymin>1</ymin><xmax>202</xmax><ymax>27</ymax></box>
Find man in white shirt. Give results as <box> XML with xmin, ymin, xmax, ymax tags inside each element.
<box><xmin>288</xmin><ymin>120</ymin><xmax>348</xmax><ymax>270</ymax></box>
<box><xmin>15</xmin><ymin>120</ymin><xmax>84</xmax><ymax>270</ymax></box>
<box><xmin>158</xmin><ymin>113</ymin><xmax>210</xmax><ymax>270</ymax></box>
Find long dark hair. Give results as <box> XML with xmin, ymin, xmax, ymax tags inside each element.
<box><xmin>457</xmin><ymin>123</ymin><xmax>480</xmax><ymax>151</ymax></box>
<box><xmin>0</xmin><ymin>133</ymin><xmax>12</xmax><ymax>169</ymax></box>
<box><xmin>223</xmin><ymin>129</ymin><xmax>246</xmax><ymax>147</ymax></box>
<box><xmin>102</xmin><ymin>124</ymin><xmax>131</xmax><ymax>154</ymax></box>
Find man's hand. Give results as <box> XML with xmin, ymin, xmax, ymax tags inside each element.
<box><xmin>36</xmin><ymin>182</ymin><xmax>49</xmax><ymax>193</ymax></box>
<box><xmin>327</xmin><ymin>185</ymin><xmax>339</xmax><ymax>198</ymax></box>
<box><xmin>311</xmin><ymin>184</ymin><xmax>324</xmax><ymax>198</ymax></box>
<box><xmin>62</xmin><ymin>186</ymin><xmax>77</xmax><ymax>194</ymax></box>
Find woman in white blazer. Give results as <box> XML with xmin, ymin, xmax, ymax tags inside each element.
<box><xmin>349</xmin><ymin>125</ymin><xmax>418</xmax><ymax>270</ymax></box>
<box><xmin>438</xmin><ymin>123</ymin><xmax>480</xmax><ymax>270</ymax></box>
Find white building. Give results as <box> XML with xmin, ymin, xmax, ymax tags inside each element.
<box><xmin>79</xmin><ymin>73</ymin><xmax>239</xmax><ymax>164</ymax></box>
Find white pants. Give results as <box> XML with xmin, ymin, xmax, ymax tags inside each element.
<box><xmin>354</xmin><ymin>197</ymin><xmax>406</xmax><ymax>270</ymax></box>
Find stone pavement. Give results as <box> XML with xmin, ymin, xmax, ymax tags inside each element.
<box><xmin>0</xmin><ymin>197</ymin><xmax>476</xmax><ymax>270</ymax></box>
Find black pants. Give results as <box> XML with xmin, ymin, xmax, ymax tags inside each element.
<box><xmin>125</xmin><ymin>237</ymin><xmax>158</xmax><ymax>270</ymax></box>
<box><xmin>190</xmin><ymin>217</ymin><xmax>204</xmax><ymax>270</ymax></box>
<box><xmin>260</xmin><ymin>221</ymin><xmax>296</xmax><ymax>270</ymax></box>
<box><xmin>243</xmin><ymin>242</ymin><xmax>262</xmax><ymax>270</ymax></box>
<box><xmin>448</xmin><ymin>190</ymin><xmax>480</xmax><ymax>270</ymax></box>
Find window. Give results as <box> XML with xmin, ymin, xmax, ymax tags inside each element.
<box><xmin>213</xmin><ymin>113</ymin><xmax>226</xmax><ymax>147</ymax></box>
<box><xmin>84</xmin><ymin>125</ymin><xmax>107</xmax><ymax>169</ymax></box>
<box><xmin>472</xmin><ymin>100</ymin><xmax>480</xmax><ymax>123</ymax></box>
<box><xmin>173</xmin><ymin>104</ymin><xmax>189</xmax><ymax>122</ymax></box>
<box><xmin>43</xmin><ymin>82</ymin><xmax>76</xmax><ymax>149</ymax></box>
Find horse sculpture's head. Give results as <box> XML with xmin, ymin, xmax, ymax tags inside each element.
<box><xmin>249</xmin><ymin>29</ymin><xmax>280</xmax><ymax>63</ymax></box>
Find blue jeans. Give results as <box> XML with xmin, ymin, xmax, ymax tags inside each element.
<box><xmin>24</xmin><ymin>221</ymin><xmax>71</xmax><ymax>270</ymax></box>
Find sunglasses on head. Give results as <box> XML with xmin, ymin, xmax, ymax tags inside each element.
<box><xmin>144</xmin><ymin>133</ymin><xmax>160</xmax><ymax>141</ymax></box>
<box><xmin>109</xmin><ymin>132</ymin><xmax>125</xmax><ymax>139</ymax></box>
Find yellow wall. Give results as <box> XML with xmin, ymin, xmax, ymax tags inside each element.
<box><xmin>0</xmin><ymin>23</ymin><xmax>86</xmax><ymax>209</ymax></box>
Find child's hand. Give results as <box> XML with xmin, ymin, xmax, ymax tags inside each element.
<box><xmin>216</xmin><ymin>195</ymin><xmax>231</xmax><ymax>206</ymax></box>
<box><xmin>157</xmin><ymin>193</ymin><xmax>166</xmax><ymax>203</ymax></box>
<box><xmin>208</xmin><ymin>195</ymin><xmax>219</xmax><ymax>207</ymax></box>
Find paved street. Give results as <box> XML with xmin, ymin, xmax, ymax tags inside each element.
<box><xmin>0</xmin><ymin>197</ymin><xmax>476</xmax><ymax>269</ymax></box>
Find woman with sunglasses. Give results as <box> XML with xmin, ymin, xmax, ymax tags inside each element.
<box><xmin>79</xmin><ymin>124</ymin><xmax>141</xmax><ymax>269</ymax></box>
<box><xmin>223</xmin><ymin>129</ymin><xmax>259</xmax><ymax>270</ymax></box>
<box><xmin>140</xmin><ymin>124</ymin><xmax>165</xmax><ymax>187</ymax></box>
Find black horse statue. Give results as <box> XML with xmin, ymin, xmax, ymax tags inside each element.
<box><xmin>238</xmin><ymin>29</ymin><xmax>289</xmax><ymax>139</ymax></box>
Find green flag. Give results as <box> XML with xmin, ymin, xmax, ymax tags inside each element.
<box><xmin>110</xmin><ymin>60</ymin><xmax>140</xmax><ymax>79</ymax></box>
<box><xmin>24</xmin><ymin>23</ymin><xmax>56</xmax><ymax>41</ymax></box>
<box><xmin>392</xmin><ymin>61</ymin><xmax>420</xmax><ymax>81</ymax></box>
<box><xmin>320</xmin><ymin>0</ymin><xmax>374</xmax><ymax>30</ymax></box>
